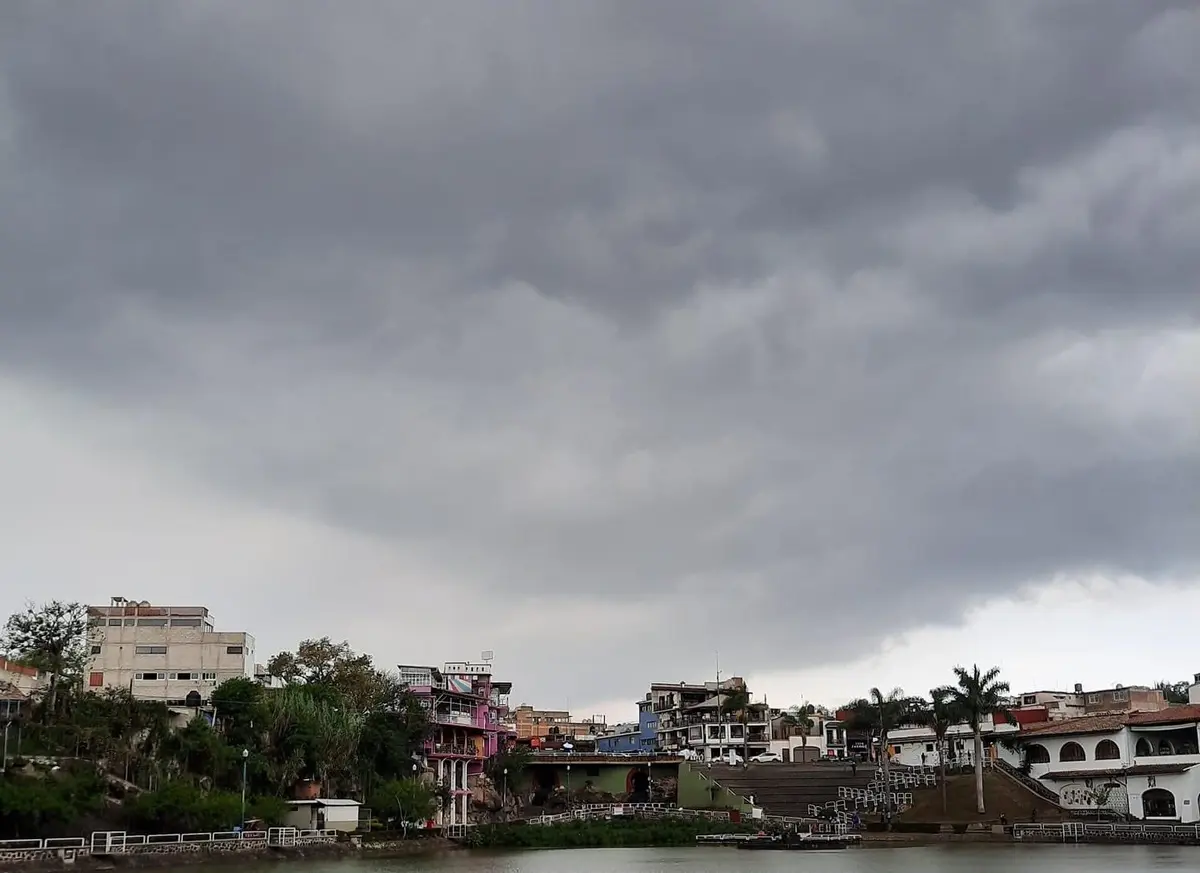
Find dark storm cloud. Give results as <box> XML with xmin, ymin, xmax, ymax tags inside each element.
<box><xmin>1</xmin><ymin>0</ymin><xmax>1198</xmax><ymax>703</ymax></box>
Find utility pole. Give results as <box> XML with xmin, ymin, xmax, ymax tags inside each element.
<box><xmin>715</xmin><ymin>651</ymin><xmax>724</xmax><ymax>764</ymax></box>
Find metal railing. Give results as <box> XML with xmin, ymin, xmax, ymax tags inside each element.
<box><xmin>1013</xmin><ymin>822</ymin><xmax>1200</xmax><ymax>844</ymax></box>
<box><xmin>525</xmin><ymin>804</ymin><xmax>736</xmax><ymax>826</ymax></box>
<box><xmin>992</xmin><ymin>757</ymin><xmax>1063</xmax><ymax>806</ymax></box>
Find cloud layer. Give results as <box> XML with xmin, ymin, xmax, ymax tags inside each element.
<box><xmin>2</xmin><ymin>1</ymin><xmax>1198</xmax><ymax>706</ymax></box>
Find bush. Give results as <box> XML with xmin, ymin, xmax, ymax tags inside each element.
<box><xmin>124</xmin><ymin>782</ymin><xmax>287</xmax><ymax>833</ymax></box>
<box><xmin>0</xmin><ymin>770</ymin><xmax>108</xmax><ymax>839</ymax></box>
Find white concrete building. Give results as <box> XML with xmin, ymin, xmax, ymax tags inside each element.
<box><xmin>283</xmin><ymin>798</ymin><xmax>363</xmax><ymax>832</ymax></box>
<box><xmin>1018</xmin><ymin>691</ymin><xmax>1200</xmax><ymax>822</ymax></box>
<box><xmin>86</xmin><ymin>599</ymin><xmax>254</xmax><ymax>707</ymax></box>
<box><xmin>886</xmin><ymin>714</ymin><xmax>1021</xmax><ymax>768</ymax></box>
<box><xmin>769</xmin><ymin>713</ymin><xmax>831</xmax><ymax>762</ymax></box>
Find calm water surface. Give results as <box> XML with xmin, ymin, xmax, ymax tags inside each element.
<box><xmin>224</xmin><ymin>845</ymin><xmax>1200</xmax><ymax>873</ymax></box>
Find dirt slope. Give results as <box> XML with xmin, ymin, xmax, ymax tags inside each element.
<box><xmin>898</xmin><ymin>771</ymin><xmax>1063</xmax><ymax>823</ymax></box>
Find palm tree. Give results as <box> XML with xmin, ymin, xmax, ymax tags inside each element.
<box><xmin>782</xmin><ymin>706</ymin><xmax>815</xmax><ymax>761</ymax></box>
<box><xmin>719</xmin><ymin>686</ymin><xmax>752</xmax><ymax>765</ymax></box>
<box><xmin>849</xmin><ymin>688</ymin><xmax>911</xmax><ymax>816</ymax></box>
<box><xmin>924</xmin><ymin>687</ymin><xmax>963</xmax><ymax>814</ymax></box>
<box><xmin>944</xmin><ymin>665</ymin><xmax>1012</xmax><ymax>814</ymax></box>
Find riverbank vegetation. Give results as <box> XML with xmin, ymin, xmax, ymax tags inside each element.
<box><xmin>1</xmin><ymin>601</ymin><xmax>436</xmax><ymax>839</ymax></box>
<box><xmin>464</xmin><ymin>817</ymin><xmax>762</xmax><ymax>849</ymax></box>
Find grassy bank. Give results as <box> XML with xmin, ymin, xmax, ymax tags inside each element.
<box><xmin>463</xmin><ymin>817</ymin><xmax>761</xmax><ymax>849</ymax></box>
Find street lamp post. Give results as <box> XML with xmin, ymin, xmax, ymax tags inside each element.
<box><xmin>565</xmin><ymin>765</ymin><xmax>571</xmax><ymax>809</ymax></box>
<box><xmin>240</xmin><ymin>749</ymin><xmax>249</xmax><ymax>828</ymax></box>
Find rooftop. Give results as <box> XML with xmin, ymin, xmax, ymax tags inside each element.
<box><xmin>1019</xmin><ymin>704</ymin><xmax>1200</xmax><ymax>739</ymax></box>
<box><xmin>1019</xmin><ymin>715</ymin><xmax>1128</xmax><ymax>738</ymax></box>
<box><xmin>1041</xmin><ymin>763</ymin><xmax>1195</xmax><ymax>780</ymax></box>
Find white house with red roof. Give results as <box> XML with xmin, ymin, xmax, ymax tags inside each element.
<box><xmin>1017</xmin><ymin>678</ymin><xmax>1200</xmax><ymax>823</ymax></box>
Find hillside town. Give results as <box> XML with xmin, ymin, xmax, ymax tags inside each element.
<box><xmin>4</xmin><ymin>596</ymin><xmax>1200</xmax><ymax>847</ymax></box>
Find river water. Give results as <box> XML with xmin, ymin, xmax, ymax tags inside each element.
<box><xmin>222</xmin><ymin>845</ymin><xmax>1200</xmax><ymax>872</ymax></box>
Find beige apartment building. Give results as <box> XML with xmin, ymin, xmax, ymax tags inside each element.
<box><xmin>513</xmin><ymin>705</ymin><xmax>606</xmax><ymax>741</ymax></box>
<box><xmin>87</xmin><ymin>598</ymin><xmax>254</xmax><ymax>707</ymax></box>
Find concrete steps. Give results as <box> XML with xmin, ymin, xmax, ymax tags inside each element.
<box><xmin>703</xmin><ymin>763</ymin><xmax>879</xmax><ymax>817</ymax></box>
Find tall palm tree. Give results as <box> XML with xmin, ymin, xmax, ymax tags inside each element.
<box><xmin>850</xmin><ymin>687</ymin><xmax>912</xmax><ymax>814</ymax></box>
<box><xmin>720</xmin><ymin>686</ymin><xmax>752</xmax><ymax>765</ymax></box>
<box><xmin>944</xmin><ymin>665</ymin><xmax>1012</xmax><ymax>814</ymax></box>
<box><xmin>925</xmin><ymin>687</ymin><xmax>963</xmax><ymax>814</ymax></box>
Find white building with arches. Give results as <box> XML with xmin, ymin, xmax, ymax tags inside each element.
<box><xmin>1017</xmin><ymin>703</ymin><xmax>1200</xmax><ymax>822</ymax></box>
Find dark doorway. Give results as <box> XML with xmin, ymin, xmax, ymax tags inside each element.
<box><xmin>531</xmin><ymin>768</ymin><xmax>557</xmax><ymax>806</ymax></box>
<box><xmin>185</xmin><ymin>690</ymin><xmax>202</xmax><ymax>708</ymax></box>
<box><xmin>627</xmin><ymin>768</ymin><xmax>650</xmax><ymax>802</ymax></box>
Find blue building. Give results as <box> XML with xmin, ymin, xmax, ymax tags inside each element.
<box><xmin>638</xmin><ymin>696</ymin><xmax>659</xmax><ymax>752</ymax></box>
<box><xmin>596</xmin><ymin>724</ymin><xmax>641</xmax><ymax>753</ymax></box>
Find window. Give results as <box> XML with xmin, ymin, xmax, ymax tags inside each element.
<box><xmin>925</xmin><ymin>743</ymin><xmax>935</xmax><ymax>752</ymax></box>
<box><xmin>90</xmin><ymin>645</ymin><xmax>102</xmax><ymax>654</ymax></box>
<box><xmin>1095</xmin><ymin>740</ymin><xmax>1121</xmax><ymax>760</ymax></box>
<box><xmin>136</xmin><ymin>672</ymin><xmax>163</xmax><ymax>681</ymax></box>
<box><xmin>107</xmin><ymin>619</ymin><xmax>122</xmax><ymax>626</ymax></box>
<box><xmin>89</xmin><ymin>672</ymin><xmax>104</xmax><ymax>687</ymax></box>
<box><xmin>135</xmin><ymin>645</ymin><xmax>168</xmax><ymax>655</ymax></box>
<box><xmin>1025</xmin><ymin>744</ymin><xmax>1050</xmax><ymax>764</ymax></box>
<box><xmin>226</xmin><ymin>645</ymin><xmax>244</xmax><ymax>655</ymax></box>
<box><xmin>123</xmin><ymin>619</ymin><xmax>136</xmax><ymax>626</ymax></box>
<box><xmin>1060</xmin><ymin>742</ymin><xmax>1086</xmax><ymax>762</ymax></box>
<box><xmin>171</xmin><ymin>618</ymin><xmax>203</xmax><ymax>627</ymax></box>
<box><xmin>1087</xmin><ymin>694</ymin><xmax>1101</xmax><ymax>704</ymax></box>
<box><xmin>173</xmin><ymin>672</ymin><xmax>194</xmax><ymax>681</ymax></box>
<box><xmin>137</xmin><ymin>618</ymin><xmax>169</xmax><ymax>627</ymax></box>
<box><xmin>1022</xmin><ymin>695</ymin><xmax>1036</xmax><ymax>705</ymax></box>
<box><xmin>1113</xmin><ymin>689</ymin><xmax>1129</xmax><ymax>702</ymax></box>
<box><xmin>202</xmin><ymin>672</ymin><xmax>217</xmax><ymax>681</ymax></box>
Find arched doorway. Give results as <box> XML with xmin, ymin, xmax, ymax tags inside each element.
<box><xmin>1142</xmin><ymin>788</ymin><xmax>1177</xmax><ymax>819</ymax></box>
<box><xmin>626</xmin><ymin>767</ymin><xmax>650</xmax><ymax>802</ymax></box>
<box><xmin>185</xmin><ymin>690</ymin><xmax>202</xmax><ymax>708</ymax></box>
<box><xmin>1025</xmin><ymin>744</ymin><xmax>1050</xmax><ymax>764</ymax></box>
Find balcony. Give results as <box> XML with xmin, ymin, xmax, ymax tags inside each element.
<box><xmin>433</xmin><ymin>710</ymin><xmax>480</xmax><ymax>728</ymax></box>
<box><xmin>426</xmin><ymin>742</ymin><xmax>483</xmax><ymax>759</ymax></box>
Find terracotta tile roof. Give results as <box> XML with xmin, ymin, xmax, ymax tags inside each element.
<box><xmin>1018</xmin><ymin>715</ymin><xmax>1127</xmax><ymax>738</ymax></box>
<box><xmin>1127</xmin><ymin>705</ymin><xmax>1200</xmax><ymax>726</ymax></box>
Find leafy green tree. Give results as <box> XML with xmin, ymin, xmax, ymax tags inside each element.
<box><xmin>370</xmin><ymin>778</ymin><xmax>437</xmax><ymax>828</ymax></box>
<box><xmin>1</xmin><ymin>601</ymin><xmax>89</xmax><ymax>720</ymax></box>
<box><xmin>943</xmin><ymin>664</ymin><xmax>1013</xmax><ymax>814</ymax></box>
<box><xmin>266</xmin><ymin>638</ymin><xmax>379</xmax><ymax>710</ymax></box>
<box><xmin>0</xmin><ymin>767</ymin><xmax>108</xmax><ymax>839</ymax></box>
<box><xmin>485</xmin><ymin>745</ymin><xmax>532</xmax><ymax>800</ymax></box>
<box><xmin>211</xmin><ymin>677</ymin><xmax>266</xmax><ymax>751</ymax></box>
<box><xmin>358</xmin><ymin>677</ymin><xmax>430</xmax><ymax>789</ymax></box>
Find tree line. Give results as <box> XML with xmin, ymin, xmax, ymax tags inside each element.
<box><xmin>0</xmin><ymin>601</ymin><xmax>446</xmax><ymax>837</ymax></box>
<box><xmin>840</xmin><ymin>664</ymin><xmax>1011</xmax><ymax>815</ymax></box>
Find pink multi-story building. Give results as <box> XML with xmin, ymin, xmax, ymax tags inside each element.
<box><xmin>397</xmin><ymin>660</ymin><xmax>513</xmax><ymax>827</ymax></box>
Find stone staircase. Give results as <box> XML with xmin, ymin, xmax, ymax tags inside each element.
<box><xmin>704</xmin><ymin>763</ymin><xmax>879</xmax><ymax>818</ymax></box>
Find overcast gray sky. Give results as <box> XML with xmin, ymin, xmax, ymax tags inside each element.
<box><xmin>2</xmin><ymin>1</ymin><xmax>1198</xmax><ymax>720</ymax></box>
